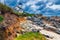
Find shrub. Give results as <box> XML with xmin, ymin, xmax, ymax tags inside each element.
<box><xmin>15</xmin><ymin>32</ymin><xmax>46</xmax><ymax>40</ymax></box>
<box><xmin>0</xmin><ymin>3</ymin><xmax>13</xmax><ymax>13</ymax></box>
<box><xmin>0</xmin><ymin>15</ymin><xmax>4</xmax><ymax>22</ymax></box>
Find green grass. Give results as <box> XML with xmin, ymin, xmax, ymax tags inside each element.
<box><xmin>0</xmin><ymin>15</ymin><xmax>4</xmax><ymax>22</ymax></box>
<box><xmin>15</xmin><ymin>32</ymin><xmax>46</xmax><ymax>40</ymax></box>
<box><xmin>14</xmin><ymin>10</ymin><xmax>34</xmax><ymax>17</ymax></box>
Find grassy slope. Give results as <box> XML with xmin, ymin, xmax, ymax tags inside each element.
<box><xmin>15</xmin><ymin>32</ymin><xmax>46</xmax><ymax>40</ymax></box>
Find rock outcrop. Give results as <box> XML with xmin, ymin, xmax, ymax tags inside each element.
<box><xmin>0</xmin><ymin>13</ymin><xmax>26</xmax><ymax>40</ymax></box>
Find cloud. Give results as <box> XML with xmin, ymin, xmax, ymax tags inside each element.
<box><xmin>21</xmin><ymin>0</ymin><xmax>60</xmax><ymax>16</ymax></box>
<box><xmin>49</xmin><ymin>5</ymin><xmax>60</xmax><ymax>10</ymax></box>
<box><xmin>0</xmin><ymin>0</ymin><xmax>60</xmax><ymax>16</ymax></box>
<box><xmin>0</xmin><ymin>0</ymin><xmax>5</xmax><ymax>4</ymax></box>
<box><xmin>22</xmin><ymin>0</ymin><xmax>47</xmax><ymax>13</ymax></box>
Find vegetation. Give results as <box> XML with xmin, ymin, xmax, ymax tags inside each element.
<box><xmin>0</xmin><ymin>3</ymin><xmax>34</xmax><ymax>17</ymax></box>
<box><xmin>0</xmin><ymin>3</ymin><xmax>13</xmax><ymax>13</ymax></box>
<box><xmin>14</xmin><ymin>10</ymin><xmax>34</xmax><ymax>17</ymax></box>
<box><xmin>15</xmin><ymin>32</ymin><xmax>46</xmax><ymax>40</ymax></box>
<box><xmin>22</xmin><ymin>12</ymin><xmax>34</xmax><ymax>17</ymax></box>
<box><xmin>0</xmin><ymin>15</ymin><xmax>4</xmax><ymax>22</ymax></box>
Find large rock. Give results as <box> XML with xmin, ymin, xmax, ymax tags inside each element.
<box><xmin>0</xmin><ymin>13</ymin><xmax>26</xmax><ymax>40</ymax></box>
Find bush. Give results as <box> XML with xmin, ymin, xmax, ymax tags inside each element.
<box><xmin>0</xmin><ymin>15</ymin><xmax>4</xmax><ymax>22</ymax></box>
<box><xmin>14</xmin><ymin>11</ymin><xmax>34</xmax><ymax>17</ymax></box>
<box><xmin>15</xmin><ymin>32</ymin><xmax>46</xmax><ymax>40</ymax></box>
<box><xmin>0</xmin><ymin>3</ymin><xmax>13</xmax><ymax>13</ymax></box>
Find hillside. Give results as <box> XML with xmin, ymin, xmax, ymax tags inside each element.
<box><xmin>0</xmin><ymin>3</ymin><xmax>46</xmax><ymax>40</ymax></box>
<box><xmin>0</xmin><ymin>3</ymin><xmax>26</xmax><ymax>40</ymax></box>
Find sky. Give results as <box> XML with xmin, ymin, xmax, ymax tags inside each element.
<box><xmin>0</xmin><ymin>0</ymin><xmax>60</xmax><ymax>16</ymax></box>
